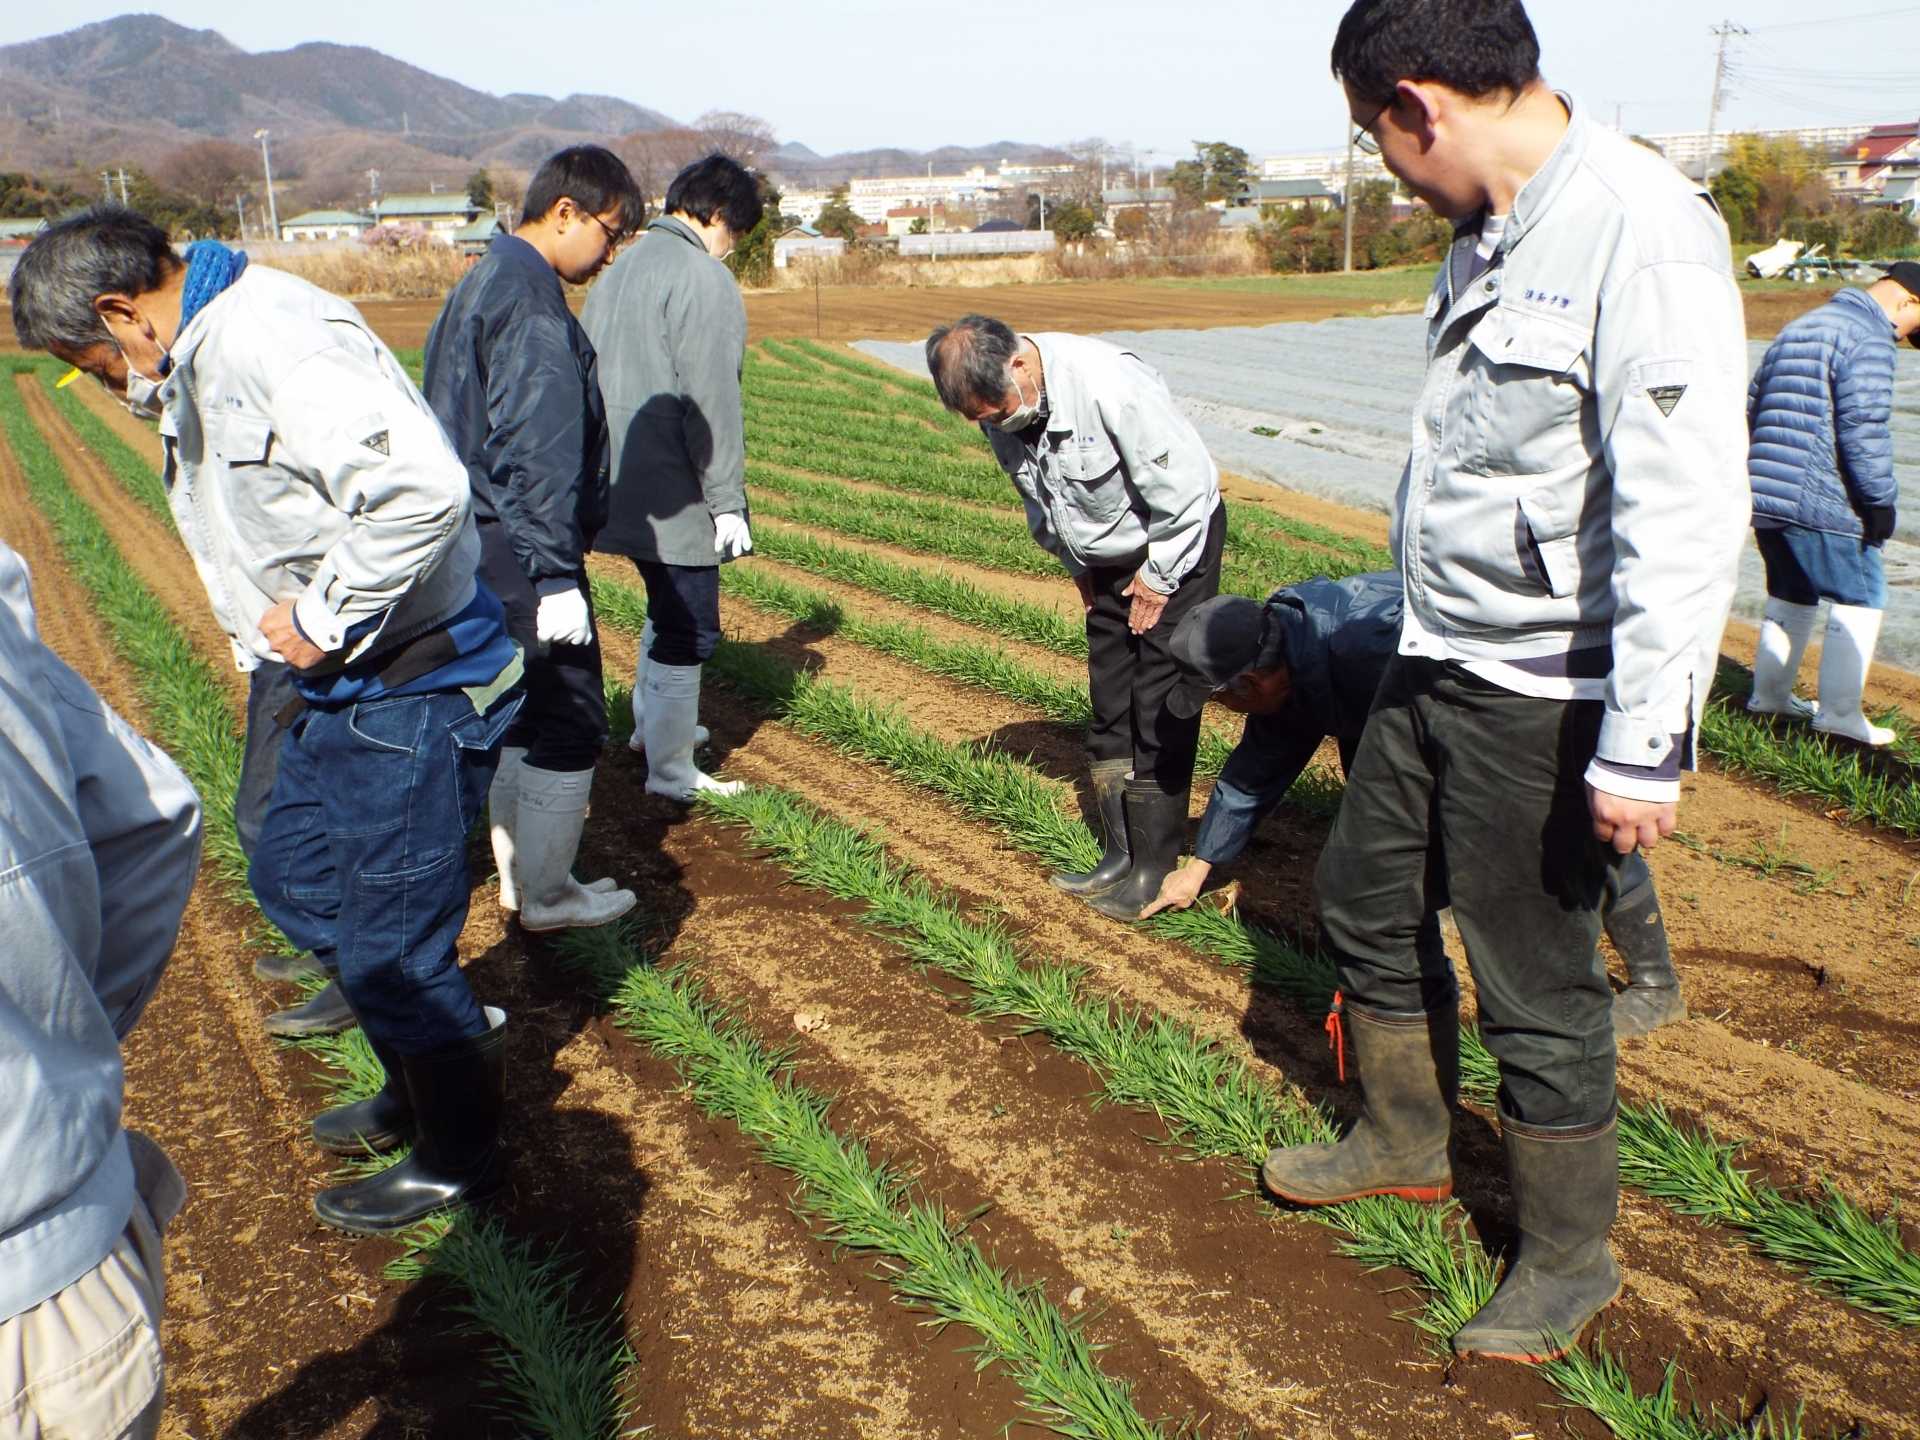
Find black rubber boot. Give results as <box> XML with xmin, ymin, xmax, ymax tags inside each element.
<box><xmin>264</xmin><ymin>979</ymin><xmax>356</xmax><ymax>1038</ymax></box>
<box><xmin>1605</xmin><ymin>878</ymin><xmax>1686</xmax><ymax>1041</ymax></box>
<box><xmin>312</xmin><ymin>1012</ymin><xmax>508</xmax><ymax>1236</ymax></box>
<box><xmin>1451</xmin><ymin>1107</ymin><xmax>1623</xmax><ymax>1363</ymax></box>
<box><xmin>1050</xmin><ymin>758</ymin><xmax>1133</xmax><ymax>897</ymax></box>
<box><xmin>254</xmin><ymin>950</ymin><xmax>325</xmax><ymax>986</ymax></box>
<box><xmin>1261</xmin><ymin>1000</ymin><xmax>1458</xmax><ymax>1205</ymax></box>
<box><xmin>1087</xmin><ymin>781</ymin><xmax>1188</xmax><ymax>921</ymax></box>
<box><xmin>311</xmin><ymin>1036</ymin><xmax>412</xmax><ymax>1156</ymax></box>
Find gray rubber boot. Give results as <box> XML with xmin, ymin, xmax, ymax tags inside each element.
<box><xmin>1086</xmin><ymin>781</ymin><xmax>1188</xmax><ymax>921</ymax></box>
<box><xmin>1451</xmin><ymin>1107</ymin><xmax>1623</xmax><ymax>1363</ymax></box>
<box><xmin>1051</xmin><ymin>759</ymin><xmax>1133</xmax><ymax>897</ymax></box>
<box><xmin>1605</xmin><ymin>876</ymin><xmax>1686</xmax><ymax>1041</ymax></box>
<box><xmin>1260</xmin><ymin>1000</ymin><xmax>1458</xmax><ymax>1205</ymax></box>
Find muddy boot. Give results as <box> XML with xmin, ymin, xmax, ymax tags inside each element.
<box><xmin>313</xmin><ymin>1010</ymin><xmax>508</xmax><ymax>1236</ymax></box>
<box><xmin>1261</xmin><ymin>1000</ymin><xmax>1458</xmax><ymax>1205</ymax></box>
<box><xmin>264</xmin><ymin>978</ymin><xmax>356</xmax><ymax>1038</ymax></box>
<box><xmin>254</xmin><ymin>950</ymin><xmax>325</xmax><ymax>986</ymax></box>
<box><xmin>1451</xmin><ymin>1106</ymin><xmax>1622</xmax><ymax>1363</ymax></box>
<box><xmin>1605</xmin><ymin>877</ymin><xmax>1685</xmax><ymax>1041</ymax></box>
<box><xmin>312</xmin><ymin>1035</ymin><xmax>412</xmax><ymax>1156</ymax></box>
<box><xmin>1087</xmin><ymin>780</ymin><xmax>1188</xmax><ymax>921</ymax></box>
<box><xmin>1050</xmin><ymin>758</ymin><xmax>1133</xmax><ymax>897</ymax></box>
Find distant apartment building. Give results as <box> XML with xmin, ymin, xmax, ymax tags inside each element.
<box><xmin>840</xmin><ymin>159</ymin><xmax>1068</xmax><ymax>223</ymax></box>
<box><xmin>885</xmin><ymin>204</ymin><xmax>964</xmax><ymax>237</ymax></box>
<box><xmin>279</xmin><ymin>209</ymin><xmax>371</xmax><ymax>242</ymax></box>
<box><xmin>1640</xmin><ymin>123</ymin><xmax>1873</xmax><ymax>179</ymax></box>
<box><xmin>778</xmin><ymin>189</ymin><xmax>834</xmax><ymax>226</ymax></box>
<box><xmin>1259</xmin><ymin>150</ymin><xmax>1392</xmax><ymax>186</ymax></box>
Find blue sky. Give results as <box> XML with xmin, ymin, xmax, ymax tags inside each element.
<box><xmin>8</xmin><ymin>2</ymin><xmax>1920</xmax><ymax>160</ymax></box>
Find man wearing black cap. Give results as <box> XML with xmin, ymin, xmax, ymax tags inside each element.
<box><xmin>1745</xmin><ymin>261</ymin><xmax>1920</xmax><ymax>745</ymax></box>
<box><xmin>1149</xmin><ymin>574</ymin><xmax>1684</xmax><ymax>1040</ymax></box>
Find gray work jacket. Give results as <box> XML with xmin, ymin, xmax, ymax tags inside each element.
<box><xmin>1391</xmin><ymin>97</ymin><xmax>1751</xmax><ymax>777</ymax></box>
<box><xmin>581</xmin><ymin>216</ymin><xmax>750</xmax><ymax>566</ymax></box>
<box><xmin>0</xmin><ymin>541</ymin><xmax>202</xmax><ymax>1322</ymax></box>
<box><xmin>983</xmin><ymin>333</ymin><xmax>1219</xmax><ymax>592</ymax></box>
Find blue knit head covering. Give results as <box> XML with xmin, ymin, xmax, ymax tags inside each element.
<box><xmin>177</xmin><ymin>240</ymin><xmax>249</xmax><ymax>332</ymax></box>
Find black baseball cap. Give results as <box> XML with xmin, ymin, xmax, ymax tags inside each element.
<box><xmin>1886</xmin><ymin>261</ymin><xmax>1920</xmax><ymax>349</ymax></box>
<box><xmin>1166</xmin><ymin>594</ymin><xmax>1282</xmax><ymax>719</ymax></box>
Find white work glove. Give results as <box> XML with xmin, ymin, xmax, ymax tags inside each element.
<box><xmin>534</xmin><ymin>585</ymin><xmax>594</xmax><ymax>646</ymax></box>
<box><xmin>713</xmin><ymin>511</ymin><xmax>754</xmax><ymax>561</ymax></box>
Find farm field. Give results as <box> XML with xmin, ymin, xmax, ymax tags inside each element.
<box><xmin>3</xmin><ymin>335</ymin><xmax>1920</xmax><ymax>1439</ymax></box>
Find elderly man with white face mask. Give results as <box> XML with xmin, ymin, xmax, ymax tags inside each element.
<box><xmin>925</xmin><ymin>315</ymin><xmax>1225</xmax><ymax>921</ymax></box>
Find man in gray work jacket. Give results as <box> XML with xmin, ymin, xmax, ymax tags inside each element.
<box><xmin>582</xmin><ymin>153</ymin><xmax>764</xmax><ymax>801</ymax></box>
<box><xmin>926</xmin><ymin>316</ymin><xmax>1225</xmax><ymax>920</ymax></box>
<box><xmin>1260</xmin><ymin>0</ymin><xmax>1748</xmax><ymax>1365</ymax></box>
<box><xmin>425</xmin><ymin>144</ymin><xmax>644</xmax><ymax>932</ymax></box>
<box><xmin>0</xmin><ymin>539</ymin><xmax>200</xmax><ymax>1439</ymax></box>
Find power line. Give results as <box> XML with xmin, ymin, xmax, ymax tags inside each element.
<box><xmin>1751</xmin><ymin>3</ymin><xmax>1920</xmax><ymax>30</ymax></box>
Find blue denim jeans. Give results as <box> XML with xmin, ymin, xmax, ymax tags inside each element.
<box><xmin>234</xmin><ymin>661</ymin><xmax>298</xmax><ymax>862</ymax></box>
<box><xmin>1755</xmin><ymin>523</ymin><xmax>1887</xmax><ymax>609</ymax></box>
<box><xmin>249</xmin><ymin>686</ymin><xmax>523</xmax><ymax>1054</ymax></box>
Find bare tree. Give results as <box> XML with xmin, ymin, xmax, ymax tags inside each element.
<box><xmin>694</xmin><ymin>111</ymin><xmax>777</xmax><ymax>167</ymax></box>
<box><xmin>612</xmin><ymin>127</ymin><xmax>718</xmax><ymax>214</ymax></box>
<box><xmin>160</xmin><ymin>139</ymin><xmax>258</xmax><ymax>208</ymax></box>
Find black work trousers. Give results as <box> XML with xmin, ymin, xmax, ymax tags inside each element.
<box><xmin>1082</xmin><ymin>501</ymin><xmax>1226</xmax><ymax>795</ymax></box>
<box><xmin>1317</xmin><ymin>656</ymin><xmax>1616</xmax><ymax>1128</ymax></box>
<box><xmin>236</xmin><ymin>660</ymin><xmax>299</xmax><ymax>862</ymax></box>
<box><xmin>477</xmin><ymin>520</ymin><xmax>608</xmax><ymax>772</ymax></box>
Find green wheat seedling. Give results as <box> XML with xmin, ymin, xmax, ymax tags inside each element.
<box><xmin>0</xmin><ymin>367</ymin><xmax>643</xmax><ymax>1439</ymax></box>
<box><xmin>37</xmin><ymin>375</ymin><xmax>176</xmax><ymax>527</ymax></box>
<box><xmin>561</xmin><ymin>927</ymin><xmax>1175</xmax><ymax>1440</ymax></box>
<box><xmin>692</xmin><ymin>782</ymin><xmax>1818</xmax><ymax>1440</ymax></box>
<box><xmin>593</xmin><ymin>571</ymin><xmax>1920</xmax><ymax>1328</ymax></box>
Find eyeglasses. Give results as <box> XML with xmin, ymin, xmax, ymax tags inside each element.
<box><xmin>581</xmin><ymin>209</ymin><xmax>625</xmax><ymax>252</ymax></box>
<box><xmin>1353</xmin><ymin>100</ymin><xmax>1390</xmax><ymax>157</ymax></box>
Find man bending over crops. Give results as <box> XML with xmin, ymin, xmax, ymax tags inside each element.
<box><xmin>425</xmin><ymin>144</ymin><xmax>644</xmax><ymax>933</ymax></box>
<box><xmin>0</xmin><ymin>537</ymin><xmax>201</xmax><ymax>1440</ymax></box>
<box><xmin>583</xmin><ymin>153</ymin><xmax>765</xmax><ymax>802</ymax></box>
<box><xmin>1257</xmin><ymin>0</ymin><xmax>1748</xmax><ymax>1364</ymax></box>
<box><xmin>1143</xmin><ymin>572</ymin><xmax>1685</xmax><ymax>1040</ymax></box>
<box><xmin>925</xmin><ymin>316</ymin><xmax>1225</xmax><ymax>921</ymax></box>
<box><xmin>10</xmin><ymin>207</ymin><xmax>527</xmax><ymax>1238</ymax></box>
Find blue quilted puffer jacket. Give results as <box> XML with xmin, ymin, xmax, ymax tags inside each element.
<box><xmin>1747</xmin><ymin>286</ymin><xmax>1898</xmax><ymax>537</ymax></box>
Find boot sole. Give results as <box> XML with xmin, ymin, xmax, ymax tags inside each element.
<box><xmin>1451</xmin><ymin>1280</ymin><xmax>1624</xmax><ymax>1364</ymax></box>
<box><xmin>1261</xmin><ymin>1173</ymin><xmax>1454</xmax><ymax>1206</ymax></box>
<box><xmin>311</xmin><ymin>1128</ymin><xmax>409</xmax><ymax>1157</ymax></box>
<box><xmin>519</xmin><ymin>902</ymin><xmax>639</xmax><ymax>933</ymax></box>
<box><xmin>263</xmin><ymin>1015</ymin><xmax>357</xmax><ymax>1038</ymax></box>
<box><xmin>311</xmin><ymin>1183</ymin><xmax>501</xmax><ymax>1236</ymax></box>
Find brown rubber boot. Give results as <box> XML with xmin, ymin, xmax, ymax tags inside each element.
<box><xmin>1451</xmin><ymin>1106</ymin><xmax>1623</xmax><ymax>1363</ymax></box>
<box><xmin>1260</xmin><ymin>1000</ymin><xmax>1458</xmax><ymax>1205</ymax></box>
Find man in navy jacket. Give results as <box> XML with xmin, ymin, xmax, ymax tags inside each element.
<box><xmin>424</xmin><ymin>145</ymin><xmax>645</xmax><ymax>930</ymax></box>
<box><xmin>1746</xmin><ymin>262</ymin><xmax>1920</xmax><ymax>745</ymax></box>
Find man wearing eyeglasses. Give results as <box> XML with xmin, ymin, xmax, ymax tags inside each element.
<box><xmin>424</xmin><ymin>144</ymin><xmax>645</xmax><ymax>934</ymax></box>
<box><xmin>1258</xmin><ymin>0</ymin><xmax>1748</xmax><ymax>1365</ymax></box>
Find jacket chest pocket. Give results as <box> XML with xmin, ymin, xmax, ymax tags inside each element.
<box><xmin>205</xmin><ymin>413</ymin><xmax>286</xmax><ymax>558</ymax></box>
<box><xmin>1462</xmin><ymin>308</ymin><xmax>1591</xmax><ymax>477</ymax></box>
<box><xmin>1054</xmin><ymin>435</ymin><xmax>1129</xmax><ymax>522</ymax></box>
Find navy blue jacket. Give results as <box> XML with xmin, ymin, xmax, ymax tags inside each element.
<box><xmin>1747</xmin><ymin>287</ymin><xmax>1898</xmax><ymax>538</ymax></box>
<box><xmin>422</xmin><ymin>234</ymin><xmax>610</xmax><ymax>587</ymax></box>
<box><xmin>1193</xmin><ymin>572</ymin><xmax>1401</xmax><ymax>866</ymax></box>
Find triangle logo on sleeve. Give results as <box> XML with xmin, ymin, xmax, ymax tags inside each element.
<box><xmin>361</xmin><ymin>430</ymin><xmax>390</xmax><ymax>455</ymax></box>
<box><xmin>1647</xmin><ymin>385</ymin><xmax>1686</xmax><ymax>418</ymax></box>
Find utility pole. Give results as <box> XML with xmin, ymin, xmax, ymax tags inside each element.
<box><xmin>116</xmin><ymin>169</ymin><xmax>129</xmax><ymax>205</ymax></box>
<box><xmin>926</xmin><ymin>159</ymin><xmax>933</xmax><ymax>233</ymax></box>
<box><xmin>1341</xmin><ymin>124</ymin><xmax>1357</xmax><ymax>273</ymax></box>
<box><xmin>101</xmin><ymin>171</ymin><xmax>113</xmax><ymax>203</ymax></box>
<box><xmin>253</xmin><ymin>129</ymin><xmax>279</xmax><ymax>239</ymax></box>
<box><xmin>235</xmin><ymin>194</ymin><xmax>248</xmax><ymax>240</ymax></box>
<box><xmin>1703</xmin><ymin>20</ymin><xmax>1748</xmax><ymax>184</ymax></box>
<box><xmin>367</xmin><ymin>168</ymin><xmax>381</xmax><ymax>210</ymax></box>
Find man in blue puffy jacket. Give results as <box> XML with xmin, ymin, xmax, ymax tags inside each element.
<box><xmin>1746</xmin><ymin>262</ymin><xmax>1920</xmax><ymax>746</ymax></box>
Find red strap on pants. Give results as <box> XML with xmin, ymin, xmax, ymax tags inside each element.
<box><xmin>1326</xmin><ymin>989</ymin><xmax>1346</xmax><ymax>1083</ymax></box>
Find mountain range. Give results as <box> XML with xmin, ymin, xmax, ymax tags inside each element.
<box><xmin>0</xmin><ymin>15</ymin><xmax>1071</xmax><ymax>207</ymax></box>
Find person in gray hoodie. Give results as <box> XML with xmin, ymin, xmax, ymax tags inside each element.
<box><xmin>581</xmin><ymin>153</ymin><xmax>765</xmax><ymax>801</ymax></box>
<box><xmin>0</xmin><ymin>539</ymin><xmax>201</xmax><ymax>1440</ymax></box>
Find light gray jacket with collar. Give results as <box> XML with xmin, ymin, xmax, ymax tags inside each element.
<box><xmin>156</xmin><ymin>265</ymin><xmax>480</xmax><ymax>673</ymax></box>
<box><xmin>983</xmin><ymin>333</ymin><xmax>1219</xmax><ymax>594</ymax></box>
<box><xmin>1391</xmin><ymin>98</ymin><xmax>1751</xmax><ymax>780</ymax></box>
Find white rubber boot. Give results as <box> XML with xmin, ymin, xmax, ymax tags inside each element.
<box><xmin>628</xmin><ymin>619</ymin><xmax>709</xmax><ymax>754</ymax></box>
<box><xmin>489</xmin><ymin>745</ymin><xmax>528</xmax><ymax>911</ymax></box>
<box><xmin>1813</xmin><ymin>604</ymin><xmax>1897</xmax><ymax>746</ymax></box>
<box><xmin>490</xmin><ymin>746</ymin><xmax>620</xmax><ymax>912</ymax></box>
<box><xmin>643</xmin><ymin>661</ymin><xmax>743</xmax><ymax>801</ymax></box>
<box><xmin>515</xmin><ymin>765</ymin><xmax>638</xmax><ymax>931</ymax></box>
<box><xmin>1746</xmin><ymin>598</ymin><xmax>1820</xmax><ymax>720</ymax></box>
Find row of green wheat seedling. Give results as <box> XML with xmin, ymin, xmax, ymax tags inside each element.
<box><xmin>0</xmin><ymin>371</ymin><xmax>639</xmax><ymax>1440</ymax></box>
<box><xmin>555</xmin><ymin>919</ymin><xmax>1174</xmax><ymax>1440</ymax></box>
<box><xmin>682</xmin><ymin>779</ymin><xmax>1814</xmax><ymax>1440</ymax></box>
<box><xmin>592</xmin><ymin>568</ymin><xmax>1920</xmax><ymax>1329</ymax></box>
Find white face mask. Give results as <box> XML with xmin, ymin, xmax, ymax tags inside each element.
<box><xmin>990</xmin><ymin>368</ymin><xmax>1042</xmax><ymax>432</ymax></box>
<box><xmin>121</xmin><ymin>364</ymin><xmax>166</xmax><ymax>421</ymax></box>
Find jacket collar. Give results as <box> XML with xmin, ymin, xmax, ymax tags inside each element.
<box><xmin>649</xmin><ymin>214</ymin><xmax>709</xmax><ymax>254</ymax></box>
<box><xmin>1022</xmin><ymin>332</ymin><xmax>1077</xmax><ymax>434</ymax></box>
<box><xmin>168</xmin><ymin>263</ymin><xmax>254</xmax><ymax>375</ymax></box>
<box><xmin>488</xmin><ymin>232</ymin><xmax>565</xmax><ymax>299</ymax></box>
<box><xmin>1834</xmin><ymin>285</ymin><xmax>1896</xmax><ymax>336</ymax></box>
<box><xmin>1457</xmin><ymin>91</ymin><xmax>1587</xmax><ymax>263</ymax></box>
